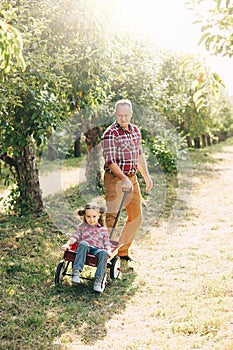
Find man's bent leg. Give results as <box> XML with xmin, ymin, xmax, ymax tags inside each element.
<box><xmin>104</xmin><ymin>172</ymin><xmax>133</xmax><ymax>238</ymax></box>
<box><xmin>117</xmin><ymin>176</ymin><xmax>142</xmax><ymax>256</ymax></box>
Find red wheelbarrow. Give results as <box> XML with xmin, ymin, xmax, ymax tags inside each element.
<box><xmin>55</xmin><ymin>191</ymin><xmax>127</xmax><ymax>292</ymax></box>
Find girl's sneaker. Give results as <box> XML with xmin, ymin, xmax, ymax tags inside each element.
<box><xmin>93</xmin><ymin>278</ymin><xmax>102</xmax><ymax>293</ymax></box>
<box><xmin>72</xmin><ymin>270</ymin><xmax>80</xmax><ymax>283</ymax></box>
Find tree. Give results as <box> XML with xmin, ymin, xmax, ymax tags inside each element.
<box><xmin>48</xmin><ymin>0</ymin><xmax>114</xmax><ymax>192</ymax></box>
<box><xmin>1</xmin><ymin>0</ymin><xmax>232</xmax><ymax>215</ymax></box>
<box><xmin>186</xmin><ymin>0</ymin><xmax>233</xmax><ymax>57</ymax></box>
<box><xmin>0</xmin><ymin>0</ymin><xmax>117</xmax><ymax>210</ymax></box>
<box><xmin>0</xmin><ymin>0</ymin><xmax>72</xmax><ymax>213</ymax></box>
<box><xmin>154</xmin><ymin>51</ymin><xmax>229</xmax><ymax>147</ymax></box>
<box><xmin>0</xmin><ymin>16</ymin><xmax>26</xmax><ymax>74</ymax></box>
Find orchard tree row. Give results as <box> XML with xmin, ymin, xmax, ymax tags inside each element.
<box><xmin>0</xmin><ymin>0</ymin><xmax>233</xmax><ymax>214</ymax></box>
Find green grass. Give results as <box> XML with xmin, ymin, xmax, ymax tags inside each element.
<box><xmin>188</xmin><ymin>136</ymin><xmax>233</xmax><ymax>164</ymax></box>
<box><xmin>1</xmin><ymin>138</ymin><xmax>233</xmax><ymax>349</ymax></box>
<box><xmin>0</xmin><ymin>213</ymin><xmax>137</xmax><ymax>349</ymax></box>
<box><xmin>0</xmin><ymin>166</ymin><xmax>177</xmax><ymax>349</ymax></box>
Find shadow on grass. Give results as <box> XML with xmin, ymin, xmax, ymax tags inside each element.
<box><xmin>50</xmin><ymin>263</ymin><xmax>137</xmax><ymax>345</ymax></box>
<box><xmin>0</xmin><ymin>212</ymin><xmax>137</xmax><ymax>349</ymax></box>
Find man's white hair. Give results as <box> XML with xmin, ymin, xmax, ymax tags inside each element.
<box><xmin>115</xmin><ymin>99</ymin><xmax>132</xmax><ymax>112</ymax></box>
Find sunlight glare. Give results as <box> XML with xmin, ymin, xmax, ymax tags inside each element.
<box><xmin>117</xmin><ymin>0</ymin><xmax>201</xmax><ymax>53</ymax></box>
<box><xmin>115</xmin><ymin>0</ymin><xmax>233</xmax><ymax>94</ymax></box>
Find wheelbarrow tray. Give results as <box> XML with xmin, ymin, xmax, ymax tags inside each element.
<box><xmin>63</xmin><ymin>239</ymin><xmax>122</xmax><ymax>267</ymax></box>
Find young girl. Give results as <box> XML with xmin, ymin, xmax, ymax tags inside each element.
<box><xmin>61</xmin><ymin>202</ymin><xmax>112</xmax><ymax>293</ymax></box>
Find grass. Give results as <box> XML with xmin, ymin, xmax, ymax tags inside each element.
<box><xmin>188</xmin><ymin>136</ymin><xmax>233</xmax><ymax>164</ymax></box>
<box><xmin>1</xmin><ymin>138</ymin><xmax>233</xmax><ymax>349</ymax></box>
<box><xmin>0</xmin><ymin>213</ymin><xmax>138</xmax><ymax>349</ymax></box>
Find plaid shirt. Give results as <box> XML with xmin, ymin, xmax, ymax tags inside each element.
<box><xmin>71</xmin><ymin>223</ymin><xmax>110</xmax><ymax>249</ymax></box>
<box><xmin>101</xmin><ymin>121</ymin><xmax>142</xmax><ymax>175</ymax></box>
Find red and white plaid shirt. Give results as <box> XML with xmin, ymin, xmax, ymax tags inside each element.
<box><xmin>71</xmin><ymin>223</ymin><xmax>110</xmax><ymax>249</ymax></box>
<box><xmin>101</xmin><ymin>121</ymin><xmax>142</xmax><ymax>175</ymax></box>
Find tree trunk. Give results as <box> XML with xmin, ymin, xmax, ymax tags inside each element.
<box><xmin>74</xmin><ymin>133</ymin><xmax>82</xmax><ymax>158</ymax></box>
<box><xmin>219</xmin><ymin>131</ymin><xmax>227</xmax><ymax>142</ymax></box>
<box><xmin>186</xmin><ymin>135</ymin><xmax>193</xmax><ymax>148</ymax></box>
<box><xmin>194</xmin><ymin>137</ymin><xmax>201</xmax><ymax>149</ymax></box>
<box><xmin>212</xmin><ymin>135</ymin><xmax>218</xmax><ymax>144</ymax></box>
<box><xmin>201</xmin><ymin>134</ymin><xmax>206</xmax><ymax>147</ymax></box>
<box><xmin>84</xmin><ymin>126</ymin><xmax>102</xmax><ymax>192</ymax></box>
<box><xmin>14</xmin><ymin>137</ymin><xmax>43</xmax><ymax>214</ymax></box>
<box><xmin>206</xmin><ymin>134</ymin><xmax>211</xmax><ymax>146</ymax></box>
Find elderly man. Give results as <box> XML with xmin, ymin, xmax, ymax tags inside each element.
<box><xmin>101</xmin><ymin>99</ymin><xmax>153</xmax><ymax>261</ymax></box>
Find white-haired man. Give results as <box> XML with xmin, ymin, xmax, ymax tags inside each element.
<box><xmin>102</xmin><ymin>99</ymin><xmax>153</xmax><ymax>261</ymax></box>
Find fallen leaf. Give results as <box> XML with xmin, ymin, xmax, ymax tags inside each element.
<box><xmin>93</xmin><ymin>300</ymin><xmax>103</xmax><ymax>307</ymax></box>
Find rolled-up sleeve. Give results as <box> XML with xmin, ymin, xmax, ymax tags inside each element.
<box><xmin>102</xmin><ymin>130</ymin><xmax>117</xmax><ymax>166</ymax></box>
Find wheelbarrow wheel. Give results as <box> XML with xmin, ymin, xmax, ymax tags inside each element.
<box><xmin>55</xmin><ymin>260</ymin><xmax>66</xmax><ymax>285</ymax></box>
<box><xmin>100</xmin><ymin>272</ymin><xmax>108</xmax><ymax>292</ymax></box>
<box><xmin>109</xmin><ymin>256</ymin><xmax>121</xmax><ymax>279</ymax></box>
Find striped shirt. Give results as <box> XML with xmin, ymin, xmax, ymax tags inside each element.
<box><xmin>71</xmin><ymin>223</ymin><xmax>110</xmax><ymax>249</ymax></box>
<box><xmin>101</xmin><ymin>121</ymin><xmax>142</xmax><ymax>176</ymax></box>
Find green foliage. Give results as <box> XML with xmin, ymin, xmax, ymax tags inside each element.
<box><xmin>0</xmin><ymin>1</ymin><xmax>73</xmax><ymax>157</ymax></box>
<box><xmin>155</xmin><ymin>52</ymin><xmax>232</xmax><ymax>141</ymax></box>
<box><xmin>105</xmin><ymin>36</ymin><xmax>161</xmax><ymax>107</ymax></box>
<box><xmin>0</xmin><ymin>0</ymin><xmax>233</xmax><ymax>214</ymax></box>
<box><xmin>0</xmin><ymin>0</ymin><xmax>114</xmax><ymax>160</ymax></box>
<box><xmin>144</xmin><ymin>129</ymin><xmax>188</xmax><ymax>174</ymax></box>
<box><xmin>0</xmin><ymin>18</ymin><xmax>26</xmax><ymax>74</ymax></box>
<box><xmin>186</xmin><ymin>0</ymin><xmax>233</xmax><ymax>57</ymax></box>
<box><xmin>147</xmin><ymin>137</ymin><xmax>177</xmax><ymax>173</ymax></box>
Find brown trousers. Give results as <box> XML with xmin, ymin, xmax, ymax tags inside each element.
<box><xmin>104</xmin><ymin>172</ymin><xmax>142</xmax><ymax>256</ymax></box>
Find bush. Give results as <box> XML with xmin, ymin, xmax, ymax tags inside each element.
<box><xmin>147</xmin><ymin>137</ymin><xmax>177</xmax><ymax>173</ymax></box>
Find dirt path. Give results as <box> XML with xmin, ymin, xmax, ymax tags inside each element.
<box><xmin>0</xmin><ymin>167</ymin><xmax>86</xmax><ymax>207</ymax></box>
<box><xmin>188</xmin><ymin>146</ymin><xmax>233</xmax><ymax>231</ymax></box>
<box><xmin>55</xmin><ymin>144</ymin><xmax>233</xmax><ymax>350</ymax></box>
<box><xmin>1</xmin><ymin>144</ymin><xmax>232</xmax><ymax>349</ymax></box>
<box><xmin>40</xmin><ymin>167</ymin><xmax>85</xmax><ymax>197</ymax></box>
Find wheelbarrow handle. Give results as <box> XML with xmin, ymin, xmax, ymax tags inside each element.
<box><xmin>109</xmin><ymin>190</ymin><xmax>128</xmax><ymax>239</ymax></box>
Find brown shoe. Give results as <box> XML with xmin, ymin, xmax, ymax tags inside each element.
<box><xmin>120</xmin><ymin>255</ymin><xmax>133</xmax><ymax>262</ymax></box>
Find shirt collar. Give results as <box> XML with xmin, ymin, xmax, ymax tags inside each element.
<box><xmin>84</xmin><ymin>222</ymin><xmax>101</xmax><ymax>228</ymax></box>
<box><xmin>115</xmin><ymin>121</ymin><xmax>133</xmax><ymax>132</ymax></box>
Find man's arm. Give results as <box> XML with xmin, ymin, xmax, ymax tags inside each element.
<box><xmin>137</xmin><ymin>147</ymin><xmax>153</xmax><ymax>192</ymax></box>
<box><xmin>102</xmin><ymin>128</ymin><xmax>132</xmax><ymax>189</ymax></box>
<box><xmin>108</xmin><ymin>163</ymin><xmax>133</xmax><ymax>191</ymax></box>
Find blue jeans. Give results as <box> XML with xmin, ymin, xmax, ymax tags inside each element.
<box><xmin>73</xmin><ymin>241</ymin><xmax>108</xmax><ymax>279</ymax></box>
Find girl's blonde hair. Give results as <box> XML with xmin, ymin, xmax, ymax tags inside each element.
<box><xmin>78</xmin><ymin>202</ymin><xmax>106</xmax><ymax>226</ymax></box>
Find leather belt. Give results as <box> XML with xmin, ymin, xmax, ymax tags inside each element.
<box><xmin>105</xmin><ymin>171</ymin><xmax>136</xmax><ymax>177</ymax></box>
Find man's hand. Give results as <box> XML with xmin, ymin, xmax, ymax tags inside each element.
<box><xmin>145</xmin><ymin>175</ymin><xmax>153</xmax><ymax>192</ymax></box>
<box><xmin>121</xmin><ymin>177</ymin><xmax>133</xmax><ymax>192</ymax></box>
<box><xmin>108</xmin><ymin>163</ymin><xmax>133</xmax><ymax>191</ymax></box>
